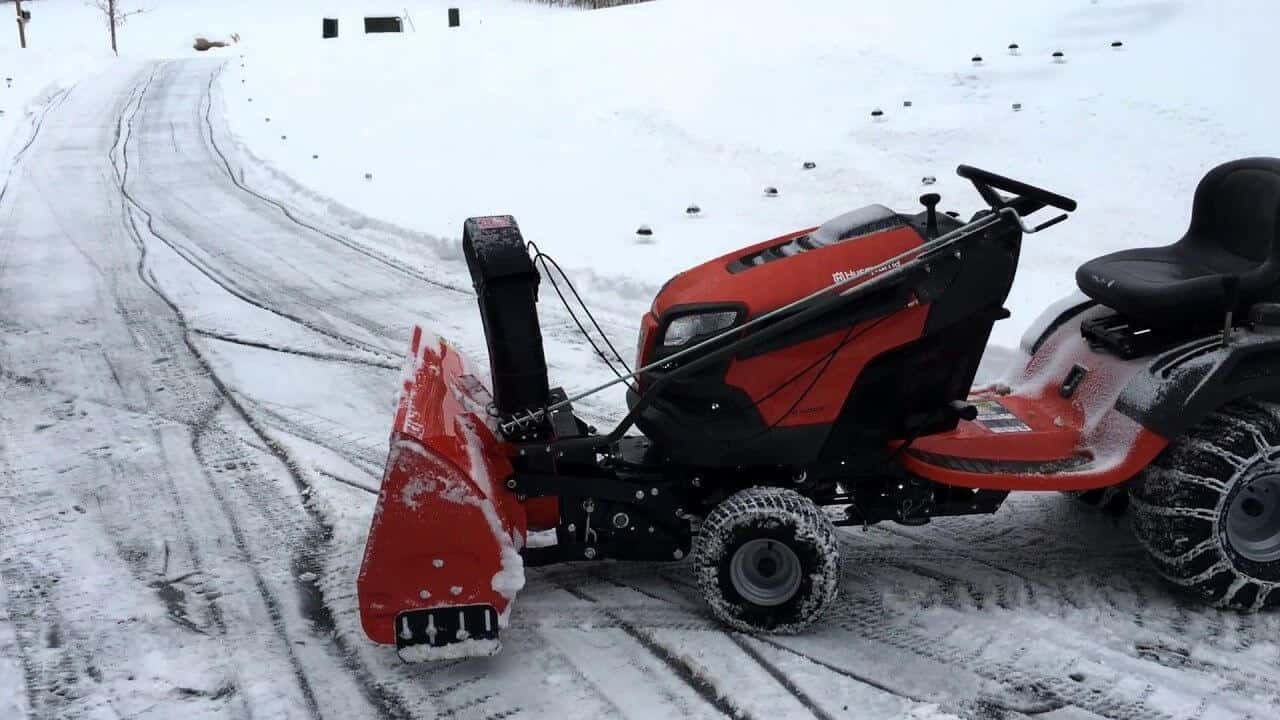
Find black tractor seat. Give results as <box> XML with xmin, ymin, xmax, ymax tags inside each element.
<box><xmin>1076</xmin><ymin>157</ymin><xmax>1280</xmax><ymax>329</ymax></box>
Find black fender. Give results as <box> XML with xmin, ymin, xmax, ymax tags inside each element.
<box><xmin>1117</xmin><ymin>330</ymin><xmax>1280</xmax><ymax>439</ymax></box>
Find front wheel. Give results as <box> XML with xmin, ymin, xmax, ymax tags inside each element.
<box><xmin>694</xmin><ymin>487</ymin><xmax>840</xmax><ymax>633</ymax></box>
<box><xmin>1131</xmin><ymin>399</ymin><xmax>1280</xmax><ymax>611</ymax></box>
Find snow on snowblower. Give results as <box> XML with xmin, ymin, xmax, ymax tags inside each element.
<box><xmin>360</xmin><ymin>160</ymin><xmax>1280</xmax><ymax>661</ymax></box>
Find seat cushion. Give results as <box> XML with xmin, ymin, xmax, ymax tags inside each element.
<box><xmin>1076</xmin><ymin>245</ymin><xmax>1237</xmax><ymax>328</ymax></box>
<box><xmin>1075</xmin><ymin>158</ymin><xmax>1280</xmax><ymax>329</ymax></box>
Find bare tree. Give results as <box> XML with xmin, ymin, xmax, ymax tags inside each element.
<box><xmin>90</xmin><ymin>0</ymin><xmax>145</xmax><ymax>56</ymax></box>
<box><xmin>13</xmin><ymin>0</ymin><xmax>29</xmax><ymax>49</ymax></box>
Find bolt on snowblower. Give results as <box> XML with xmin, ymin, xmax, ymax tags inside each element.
<box><xmin>360</xmin><ymin>160</ymin><xmax>1280</xmax><ymax>661</ymax></box>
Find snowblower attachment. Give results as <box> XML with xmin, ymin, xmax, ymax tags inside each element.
<box><xmin>358</xmin><ymin>216</ymin><xmax>555</xmax><ymax>662</ymax></box>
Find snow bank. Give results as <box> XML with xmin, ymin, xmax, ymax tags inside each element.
<box><xmin>2</xmin><ymin>1</ymin><xmax>554</xmax><ymax>181</ymax></box>
<box><xmin>0</xmin><ymin>49</ymin><xmax>90</xmax><ymax>181</ymax></box>
<box><xmin>220</xmin><ymin>0</ymin><xmax>1280</xmax><ymax>349</ymax></box>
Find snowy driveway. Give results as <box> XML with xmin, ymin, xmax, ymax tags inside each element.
<box><xmin>1</xmin><ymin>60</ymin><xmax>1277</xmax><ymax>720</ymax></box>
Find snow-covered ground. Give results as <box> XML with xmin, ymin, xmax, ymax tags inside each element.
<box><xmin>221</xmin><ymin>0</ymin><xmax>1280</xmax><ymax>349</ymax></box>
<box><xmin>4</xmin><ymin>1</ymin><xmax>1280</xmax><ymax>719</ymax></box>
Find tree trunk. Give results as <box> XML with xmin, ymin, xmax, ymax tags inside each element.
<box><xmin>109</xmin><ymin>0</ymin><xmax>118</xmax><ymax>55</ymax></box>
<box><xmin>14</xmin><ymin>0</ymin><xmax>27</xmax><ymax>49</ymax></box>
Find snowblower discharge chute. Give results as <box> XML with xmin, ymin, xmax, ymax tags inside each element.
<box><xmin>361</xmin><ymin>161</ymin><xmax>1280</xmax><ymax>662</ymax></box>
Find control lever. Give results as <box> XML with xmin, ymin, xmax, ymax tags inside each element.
<box><xmin>997</xmin><ymin>207</ymin><xmax>1069</xmax><ymax>235</ymax></box>
<box><xmin>919</xmin><ymin>193</ymin><xmax>941</xmax><ymax>239</ymax></box>
<box><xmin>948</xmin><ymin>400</ymin><xmax>978</xmax><ymax>422</ymax></box>
<box><xmin>1221</xmin><ymin>275</ymin><xmax>1240</xmax><ymax>346</ymax></box>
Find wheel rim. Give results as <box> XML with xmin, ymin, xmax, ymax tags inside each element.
<box><xmin>729</xmin><ymin>539</ymin><xmax>802</xmax><ymax>607</ymax></box>
<box><xmin>1226</xmin><ymin>473</ymin><xmax>1280</xmax><ymax>563</ymax></box>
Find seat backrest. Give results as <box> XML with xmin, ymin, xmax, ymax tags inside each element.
<box><xmin>1185</xmin><ymin>157</ymin><xmax>1280</xmax><ymax>264</ymax></box>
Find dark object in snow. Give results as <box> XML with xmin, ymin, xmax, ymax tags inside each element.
<box><xmin>1065</xmin><ymin>486</ymin><xmax>1129</xmax><ymax>515</ymax></box>
<box><xmin>1052</xmin><ymin>51</ymin><xmax>1065</xmax><ymax>61</ymax></box>
<box><xmin>1008</xmin><ymin>43</ymin><xmax>1020</xmax><ymax>51</ymax></box>
<box><xmin>449</xmin><ymin>8</ymin><xmax>461</xmax><ymax>28</ymax></box>
<box><xmin>323</xmin><ymin>18</ymin><xmax>339</xmax><ymax>39</ymax></box>
<box><xmin>281</xmin><ymin>135</ymin><xmax>287</xmax><ymax>140</ymax></box>
<box><xmin>803</xmin><ymin>161</ymin><xmax>817</xmax><ymax>170</ymax></box>
<box><xmin>1111</xmin><ymin>41</ymin><xmax>1124</xmax><ymax>48</ymax></box>
<box><xmin>241</xmin><ymin>79</ymin><xmax>245</xmax><ymax>84</ymax></box>
<box><xmin>248</xmin><ymin>98</ymin><xmax>253</xmax><ymax>102</ymax></box>
<box><xmin>265</xmin><ymin>117</ymin><xmax>270</xmax><ymax>122</ymax></box>
<box><xmin>365</xmin><ymin>173</ymin><xmax>373</xmax><ymax>180</ymax></box>
<box><xmin>971</xmin><ymin>55</ymin><xmax>983</xmax><ymax>63</ymax></box>
<box><xmin>763</xmin><ymin>186</ymin><xmax>779</xmax><ymax>197</ymax></box>
<box><xmin>903</xmin><ymin>100</ymin><xmax>912</xmax><ymax>108</ymax></box>
<box><xmin>1012</xmin><ymin>102</ymin><xmax>1023</xmax><ymax>111</ymax></box>
<box><xmin>944</xmin><ymin>210</ymin><xmax>960</xmax><ymax>218</ymax></box>
<box><xmin>360</xmin><ymin>159</ymin><xmax>1280</xmax><ymax>663</ymax></box>
<box><xmin>194</xmin><ymin>37</ymin><xmax>233</xmax><ymax>52</ymax></box>
<box><xmin>364</xmin><ymin>16</ymin><xmax>404</xmax><ymax>34</ymax></box>
<box><xmin>1070</xmin><ymin>672</ymin><xmax>1086</xmax><ymax>682</ymax></box>
<box><xmin>313</xmin><ymin>154</ymin><xmax>320</xmax><ymax>159</ymax></box>
<box><xmin>686</xmin><ymin>205</ymin><xmax>701</xmax><ymax>215</ymax></box>
<box><xmin>636</xmin><ymin>224</ymin><xmax>653</xmax><ymax>236</ymax></box>
<box><xmin>921</xmin><ymin>176</ymin><xmax>937</xmax><ymax>185</ymax></box>
<box><xmin>870</xmin><ymin>108</ymin><xmax>884</xmax><ymax>118</ymax></box>
<box><xmin>4</xmin><ymin>78</ymin><xmax>11</xmax><ymax>88</ymax></box>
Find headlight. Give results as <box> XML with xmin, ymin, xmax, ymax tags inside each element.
<box><xmin>662</xmin><ymin>311</ymin><xmax>738</xmax><ymax>347</ymax></box>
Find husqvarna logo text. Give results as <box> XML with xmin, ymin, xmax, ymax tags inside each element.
<box><xmin>832</xmin><ymin>260</ymin><xmax>900</xmax><ymax>285</ymax></box>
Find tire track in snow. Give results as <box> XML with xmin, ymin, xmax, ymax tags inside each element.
<box><xmin>560</xmin><ymin>541</ymin><xmax>1191</xmax><ymax>719</ymax></box>
<box><xmin>132</xmin><ymin>64</ymin><xmax>418</xmax><ymax>356</ymax></box>
<box><xmin>0</xmin><ymin>502</ymin><xmax>78</xmax><ymax>718</ymax></box>
<box><xmin>0</xmin><ymin>85</ymin><xmax>74</xmax><ymax>208</ymax></box>
<box><xmin>868</xmin><ymin>518</ymin><xmax>1270</xmax><ymax>676</ymax></box>
<box><xmin>723</xmin><ymin>634</ymin><xmax>841</xmax><ymax>720</ymax></box>
<box><xmin>0</xmin><ymin>72</ymin><xmax>249</xmax><ymax>719</ymax></box>
<box><xmin>604</xmin><ymin>567</ymin><xmax>939</xmax><ymax>709</ymax></box>
<box><xmin>584</xmin><ymin>569</ymin><xmax>864</xmax><ymax>718</ymax></box>
<box><xmin>111</xmin><ymin>66</ymin><xmax>398</xmax><ymax>363</ymax></box>
<box><xmin>555</xmin><ymin>581</ymin><xmax>748</xmax><ymax>720</ymax></box>
<box><xmin>111</xmin><ymin>64</ymin><xmax>409</xmax><ymax>720</ymax></box>
<box><xmin>117</xmin><ymin>101</ymin><xmax>330</xmax><ymax>717</ymax></box>
<box><xmin>824</xmin><ymin>576</ymin><xmax>1173</xmax><ymax>720</ymax></box>
<box><xmin>193</xmin><ymin>328</ymin><xmax>399</xmax><ymax>371</ymax></box>
<box><xmin>200</xmin><ymin>63</ymin><xmax>471</xmax><ymax>298</ymax></box>
<box><xmin>247</xmin><ymin>401</ymin><xmax>386</xmax><ymax>475</ymax></box>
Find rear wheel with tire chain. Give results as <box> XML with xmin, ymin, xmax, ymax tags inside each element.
<box><xmin>1131</xmin><ymin>399</ymin><xmax>1280</xmax><ymax>611</ymax></box>
<box><xmin>694</xmin><ymin>486</ymin><xmax>840</xmax><ymax>633</ymax></box>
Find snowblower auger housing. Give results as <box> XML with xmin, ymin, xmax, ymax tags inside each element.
<box><xmin>360</xmin><ymin>160</ymin><xmax>1280</xmax><ymax>661</ymax></box>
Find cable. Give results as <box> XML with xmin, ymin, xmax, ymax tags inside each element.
<box><xmin>748</xmin><ymin>316</ymin><xmax>889</xmax><ymax>440</ymax></box>
<box><xmin>535</xmin><ymin>246</ymin><xmax>633</xmax><ymax>375</ymax></box>
<box><xmin>520</xmin><ymin>238</ymin><xmax>888</xmax><ymax>451</ymax></box>
<box><xmin>526</xmin><ymin>241</ymin><xmax>636</xmax><ymax>393</ymax></box>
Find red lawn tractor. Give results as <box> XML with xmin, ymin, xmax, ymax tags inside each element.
<box><xmin>359</xmin><ymin>159</ymin><xmax>1280</xmax><ymax>660</ymax></box>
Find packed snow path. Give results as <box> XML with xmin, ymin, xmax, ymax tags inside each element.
<box><xmin>2</xmin><ymin>60</ymin><xmax>1278</xmax><ymax>720</ymax></box>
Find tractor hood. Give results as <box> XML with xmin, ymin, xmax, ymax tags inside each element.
<box><xmin>652</xmin><ymin>205</ymin><xmax>925</xmax><ymax>321</ymax></box>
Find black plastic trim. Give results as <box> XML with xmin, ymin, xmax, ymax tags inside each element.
<box><xmin>1117</xmin><ymin>330</ymin><xmax>1280</xmax><ymax>438</ymax></box>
